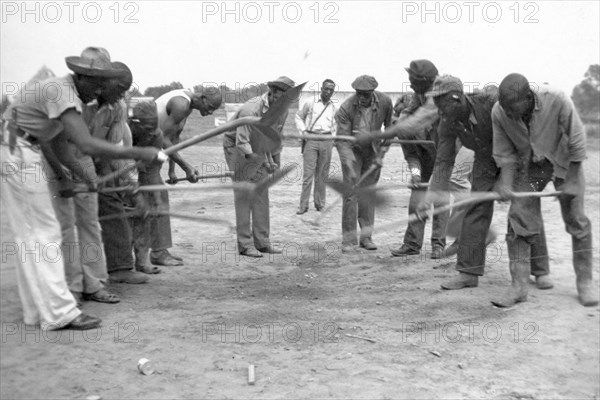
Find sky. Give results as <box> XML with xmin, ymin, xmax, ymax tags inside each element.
<box><xmin>1</xmin><ymin>0</ymin><xmax>599</xmax><ymax>95</ymax></box>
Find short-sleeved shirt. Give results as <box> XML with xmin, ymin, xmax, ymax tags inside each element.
<box><xmin>3</xmin><ymin>74</ymin><xmax>84</xmax><ymax>142</ymax></box>
<box><xmin>492</xmin><ymin>85</ymin><xmax>586</xmax><ymax>179</ymax></box>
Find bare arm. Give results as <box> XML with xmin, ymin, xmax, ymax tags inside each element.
<box><xmin>59</xmin><ymin>108</ymin><xmax>158</xmax><ymax>162</ymax></box>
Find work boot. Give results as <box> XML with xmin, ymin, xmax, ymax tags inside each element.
<box><xmin>391</xmin><ymin>244</ymin><xmax>419</xmax><ymax>257</ymax></box>
<box><xmin>441</xmin><ymin>272</ymin><xmax>478</xmax><ymax>290</ymax></box>
<box><xmin>573</xmin><ymin>234</ymin><xmax>598</xmax><ymax>307</ymax></box>
<box><xmin>535</xmin><ymin>275</ymin><xmax>554</xmax><ymax>290</ymax></box>
<box><xmin>430</xmin><ymin>245</ymin><xmax>445</xmax><ymax>259</ymax></box>
<box><xmin>444</xmin><ymin>240</ymin><xmax>459</xmax><ymax>257</ymax></box>
<box><xmin>491</xmin><ymin>234</ymin><xmax>530</xmax><ymax>308</ymax></box>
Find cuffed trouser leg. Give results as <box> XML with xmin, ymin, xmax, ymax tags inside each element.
<box><xmin>1</xmin><ymin>142</ymin><xmax>80</xmax><ymax>327</ymax></box>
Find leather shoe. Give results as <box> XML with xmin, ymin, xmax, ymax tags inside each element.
<box><xmin>359</xmin><ymin>238</ymin><xmax>378</xmax><ymax>250</ymax></box>
<box><xmin>341</xmin><ymin>244</ymin><xmax>355</xmax><ymax>253</ymax></box>
<box><xmin>535</xmin><ymin>275</ymin><xmax>554</xmax><ymax>290</ymax></box>
<box><xmin>296</xmin><ymin>208</ymin><xmax>308</xmax><ymax>215</ymax></box>
<box><xmin>444</xmin><ymin>240</ymin><xmax>459</xmax><ymax>257</ymax></box>
<box><xmin>61</xmin><ymin>313</ymin><xmax>102</xmax><ymax>330</ymax></box>
<box><xmin>430</xmin><ymin>245</ymin><xmax>446</xmax><ymax>259</ymax></box>
<box><xmin>109</xmin><ymin>270</ymin><xmax>149</xmax><ymax>284</ymax></box>
<box><xmin>441</xmin><ymin>273</ymin><xmax>479</xmax><ymax>290</ymax></box>
<box><xmin>151</xmin><ymin>250</ymin><xmax>184</xmax><ymax>266</ymax></box>
<box><xmin>257</xmin><ymin>246</ymin><xmax>282</xmax><ymax>254</ymax></box>
<box><xmin>240</xmin><ymin>247</ymin><xmax>263</xmax><ymax>257</ymax></box>
<box><xmin>390</xmin><ymin>244</ymin><xmax>419</xmax><ymax>257</ymax></box>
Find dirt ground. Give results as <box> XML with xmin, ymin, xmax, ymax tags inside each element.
<box><xmin>1</xmin><ymin>112</ymin><xmax>599</xmax><ymax>399</ymax></box>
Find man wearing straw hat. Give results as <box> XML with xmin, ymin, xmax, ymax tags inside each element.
<box><xmin>150</xmin><ymin>87</ymin><xmax>223</xmax><ymax>266</ymax></box>
<box><xmin>491</xmin><ymin>73</ymin><xmax>596</xmax><ymax>307</ymax></box>
<box><xmin>1</xmin><ymin>47</ymin><xmax>163</xmax><ymax>330</ymax></box>
<box><xmin>223</xmin><ymin>76</ymin><xmax>294</xmax><ymax>258</ymax></box>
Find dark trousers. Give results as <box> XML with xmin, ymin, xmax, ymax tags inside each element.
<box><xmin>131</xmin><ymin>166</ymin><xmax>173</xmax><ymax>265</ymax></box>
<box><xmin>299</xmin><ymin>139</ymin><xmax>333</xmax><ymax>210</ymax></box>
<box><xmin>456</xmin><ymin>155</ymin><xmax>549</xmax><ymax>276</ymax></box>
<box><xmin>337</xmin><ymin>145</ymin><xmax>381</xmax><ymax>245</ymax></box>
<box><xmin>403</xmin><ymin>187</ymin><xmax>449</xmax><ymax>250</ymax></box>
<box><xmin>98</xmin><ymin>192</ymin><xmax>134</xmax><ymax>273</ymax></box>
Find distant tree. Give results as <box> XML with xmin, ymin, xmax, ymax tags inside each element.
<box><xmin>572</xmin><ymin>65</ymin><xmax>600</xmax><ymax>122</ymax></box>
<box><xmin>144</xmin><ymin>81</ymin><xmax>184</xmax><ymax>99</ymax></box>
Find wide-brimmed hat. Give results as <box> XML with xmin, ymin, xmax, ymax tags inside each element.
<box><xmin>351</xmin><ymin>75</ymin><xmax>378</xmax><ymax>91</ymax></box>
<box><xmin>267</xmin><ymin>76</ymin><xmax>295</xmax><ymax>91</ymax></box>
<box><xmin>427</xmin><ymin>75</ymin><xmax>464</xmax><ymax>97</ymax></box>
<box><xmin>65</xmin><ymin>47</ymin><xmax>127</xmax><ymax>78</ymax></box>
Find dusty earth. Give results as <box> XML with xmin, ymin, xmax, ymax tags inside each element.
<box><xmin>1</xmin><ymin>111</ymin><xmax>599</xmax><ymax>399</ymax></box>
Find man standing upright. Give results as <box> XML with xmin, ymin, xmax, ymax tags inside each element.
<box><xmin>151</xmin><ymin>87</ymin><xmax>223</xmax><ymax>266</ymax></box>
<box><xmin>223</xmin><ymin>76</ymin><xmax>294</xmax><ymax>257</ymax></box>
<box><xmin>491</xmin><ymin>73</ymin><xmax>596</xmax><ymax>307</ymax></box>
<box><xmin>295</xmin><ymin>79</ymin><xmax>337</xmax><ymax>214</ymax></box>
<box><xmin>335</xmin><ymin>75</ymin><xmax>393</xmax><ymax>252</ymax></box>
<box><xmin>390</xmin><ymin>59</ymin><xmax>449</xmax><ymax>259</ymax></box>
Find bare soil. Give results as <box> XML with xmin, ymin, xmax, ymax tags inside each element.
<box><xmin>1</xmin><ymin>112</ymin><xmax>599</xmax><ymax>399</ymax></box>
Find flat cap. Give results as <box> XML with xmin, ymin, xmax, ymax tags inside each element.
<box><xmin>132</xmin><ymin>100</ymin><xmax>158</xmax><ymax>120</ymax></box>
<box><xmin>267</xmin><ymin>76</ymin><xmax>295</xmax><ymax>91</ymax></box>
<box><xmin>427</xmin><ymin>75</ymin><xmax>464</xmax><ymax>97</ymax></box>
<box><xmin>351</xmin><ymin>75</ymin><xmax>378</xmax><ymax>91</ymax></box>
<box><xmin>405</xmin><ymin>59</ymin><xmax>438</xmax><ymax>81</ymax></box>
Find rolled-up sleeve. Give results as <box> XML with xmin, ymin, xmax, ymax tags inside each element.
<box><xmin>295</xmin><ymin>101</ymin><xmax>310</xmax><ymax>134</ymax></box>
<box><xmin>492</xmin><ymin>103</ymin><xmax>519</xmax><ymax>168</ymax></box>
<box><xmin>559</xmin><ymin>91</ymin><xmax>587</xmax><ymax>162</ymax></box>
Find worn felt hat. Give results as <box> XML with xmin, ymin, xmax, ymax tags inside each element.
<box><xmin>65</xmin><ymin>47</ymin><xmax>127</xmax><ymax>78</ymax></box>
<box><xmin>267</xmin><ymin>76</ymin><xmax>295</xmax><ymax>91</ymax></box>
<box><xmin>427</xmin><ymin>75</ymin><xmax>464</xmax><ymax>97</ymax></box>
<box><xmin>405</xmin><ymin>59</ymin><xmax>439</xmax><ymax>81</ymax></box>
<box><xmin>351</xmin><ymin>75</ymin><xmax>378</xmax><ymax>91</ymax></box>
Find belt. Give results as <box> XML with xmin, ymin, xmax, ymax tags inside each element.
<box><xmin>306</xmin><ymin>131</ymin><xmax>332</xmax><ymax>135</ymax></box>
<box><xmin>8</xmin><ymin>123</ymin><xmax>39</xmax><ymax>145</ymax></box>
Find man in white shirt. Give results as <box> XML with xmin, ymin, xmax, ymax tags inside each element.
<box><xmin>295</xmin><ymin>79</ymin><xmax>337</xmax><ymax>214</ymax></box>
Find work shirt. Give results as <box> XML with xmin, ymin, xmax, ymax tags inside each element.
<box><xmin>84</xmin><ymin>100</ymin><xmax>137</xmax><ymax>186</ymax></box>
<box><xmin>295</xmin><ymin>97</ymin><xmax>337</xmax><ymax>135</ymax></box>
<box><xmin>3</xmin><ymin>74</ymin><xmax>84</xmax><ymax>142</ymax></box>
<box><xmin>492</xmin><ymin>85</ymin><xmax>586</xmax><ymax>179</ymax></box>
<box><xmin>429</xmin><ymin>92</ymin><xmax>497</xmax><ymax>192</ymax></box>
<box><xmin>222</xmin><ymin>92</ymin><xmax>288</xmax><ymax>156</ymax></box>
<box><xmin>335</xmin><ymin>90</ymin><xmax>393</xmax><ymax>154</ymax></box>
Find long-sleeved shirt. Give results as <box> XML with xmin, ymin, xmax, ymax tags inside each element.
<box><xmin>429</xmin><ymin>92</ymin><xmax>498</xmax><ymax>192</ymax></box>
<box><xmin>492</xmin><ymin>85</ymin><xmax>586</xmax><ymax>179</ymax></box>
<box><xmin>335</xmin><ymin>91</ymin><xmax>393</xmax><ymax>154</ymax></box>
<box><xmin>295</xmin><ymin>97</ymin><xmax>337</xmax><ymax>135</ymax></box>
<box><xmin>222</xmin><ymin>92</ymin><xmax>288</xmax><ymax>156</ymax></box>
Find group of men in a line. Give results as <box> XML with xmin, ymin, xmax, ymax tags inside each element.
<box><xmin>1</xmin><ymin>47</ymin><xmax>222</xmax><ymax>330</ymax></box>
<box><xmin>1</xmin><ymin>48</ymin><xmax>596</xmax><ymax>334</ymax></box>
<box><xmin>289</xmin><ymin>59</ymin><xmax>596</xmax><ymax>308</ymax></box>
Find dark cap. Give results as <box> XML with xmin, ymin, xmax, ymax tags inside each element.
<box><xmin>132</xmin><ymin>100</ymin><xmax>158</xmax><ymax>120</ymax></box>
<box><xmin>351</xmin><ymin>75</ymin><xmax>378</xmax><ymax>91</ymax></box>
<box><xmin>405</xmin><ymin>59</ymin><xmax>438</xmax><ymax>81</ymax></box>
<box><xmin>267</xmin><ymin>76</ymin><xmax>295</xmax><ymax>91</ymax></box>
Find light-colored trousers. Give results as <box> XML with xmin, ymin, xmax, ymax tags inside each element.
<box><xmin>0</xmin><ymin>137</ymin><xmax>80</xmax><ymax>329</ymax></box>
<box><xmin>445</xmin><ymin>146</ymin><xmax>474</xmax><ymax>239</ymax></box>
<box><xmin>47</xmin><ymin>172</ymin><xmax>108</xmax><ymax>294</ymax></box>
<box><xmin>299</xmin><ymin>139</ymin><xmax>333</xmax><ymax>210</ymax></box>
